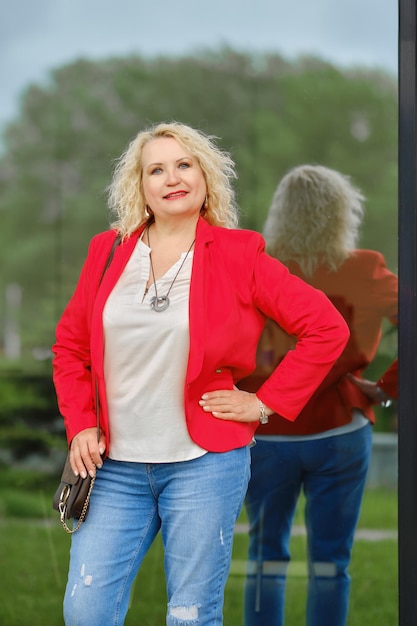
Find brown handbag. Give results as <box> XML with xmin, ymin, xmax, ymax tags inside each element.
<box><xmin>52</xmin><ymin>453</ymin><xmax>96</xmax><ymax>533</ymax></box>
<box><xmin>52</xmin><ymin>233</ymin><xmax>121</xmax><ymax>533</ymax></box>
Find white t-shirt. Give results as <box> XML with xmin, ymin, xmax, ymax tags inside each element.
<box><xmin>103</xmin><ymin>237</ymin><xmax>207</xmax><ymax>462</ymax></box>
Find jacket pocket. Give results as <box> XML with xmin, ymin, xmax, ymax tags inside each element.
<box><xmin>202</xmin><ymin>368</ymin><xmax>234</xmax><ymax>393</ymax></box>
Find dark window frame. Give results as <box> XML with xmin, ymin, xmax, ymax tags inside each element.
<box><xmin>398</xmin><ymin>1</ymin><xmax>417</xmax><ymax>623</ymax></box>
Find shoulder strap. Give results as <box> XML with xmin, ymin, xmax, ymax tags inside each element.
<box><xmin>98</xmin><ymin>233</ymin><xmax>122</xmax><ymax>287</ymax></box>
<box><xmin>95</xmin><ymin>232</ymin><xmax>121</xmax><ymax>440</ymax></box>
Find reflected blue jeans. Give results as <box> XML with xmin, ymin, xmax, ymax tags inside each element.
<box><xmin>64</xmin><ymin>447</ymin><xmax>250</xmax><ymax>626</ymax></box>
<box><xmin>244</xmin><ymin>423</ymin><xmax>372</xmax><ymax>626</ymax></box>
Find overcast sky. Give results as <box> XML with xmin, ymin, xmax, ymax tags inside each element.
<box><xmin>1</xmin><ymin>0</ymin><xmax>398</xmax><ymax>133</ymax></box>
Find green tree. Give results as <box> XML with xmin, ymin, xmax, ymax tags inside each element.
<box><xmin>0</xmin><ymin>49</ymin><xmax>397</xmax><ymax>366</ymax></box>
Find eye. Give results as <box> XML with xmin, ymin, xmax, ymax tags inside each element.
<box><xmin>178</xmin><ymin>161</ymin><xmax>190</xmax><ymax>169</ymax></box>
<box><xmin>150</xmin><ymin>167</ymin><xmax>163</xmax><ymax>175</ymax></box>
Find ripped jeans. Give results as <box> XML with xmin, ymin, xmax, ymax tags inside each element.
<box><xmin>63</xmin><ymin>447</ymin><xmax>250</xmax><ymax>626</ymax></box>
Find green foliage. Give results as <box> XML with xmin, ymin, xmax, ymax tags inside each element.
<box><xmin>0</xmin><ymin>466</ymin><xmax>60</xmax><ymax>492</ymax></box>
<box><xmin>1</xmin><ymin>425</ymin><xmax>64</xmax><ymax>458</ymax></box>
<box><xmin>0</xmin><ymin>372</ymin><xmax>63</xmax><ymax>463</ymax></box>
<box><xmin>0</xmin><ymin>49</ymin><xmax>397</xmax><ymax>364</ymax></box>
<box><xmin>0</xmin><ymin>488</ymin><xmax>52</xmax><ymax>519</ymax></box>
<box><xmin>0</xmin><ymin>374</ymin><xmax>49</xmax><ymax>419</ymax></box>
<box><xmin>0</xmin><ymin>468</ymin><xmax>61</xmax><ymax>519</ymax></box>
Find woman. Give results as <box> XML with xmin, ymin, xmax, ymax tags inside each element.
<box><xmin>240</xmin><ymin>164</ymin><xmax>398</xmax><ymax>626</ymax></box>
<box><xmin>52</xmin><ymin>125</ymin><xmax>349</xmax><ymax>626</ymax></box>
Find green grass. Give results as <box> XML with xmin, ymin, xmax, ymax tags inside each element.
<box><xmin>0</xmin><ymin>487</ymin><xmax>397</xmax><ymax>625</ymax></box>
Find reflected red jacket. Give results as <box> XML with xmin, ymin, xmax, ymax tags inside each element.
<box><xmin>52</xmin><ymin>218</ymin><xmax>349</xmax><ymax>453</ymax></box>
<box><xmin>239</xmin><ymin>250</ymin><xmax>397</xmax><ymax>435</ymax></box>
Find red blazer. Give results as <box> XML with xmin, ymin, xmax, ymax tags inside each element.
<box><xmin>52</xmin><ymin>218</ymin><xmax>349</xmax><ymax>453</ymax></box>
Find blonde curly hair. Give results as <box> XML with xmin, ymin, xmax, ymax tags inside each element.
<box><xmin>108</xmin><ymin>121</ymin><xmax>239</xmax><ymax>237</ymax></box>
<box><xmin>263</xmin><ymin>165</ymin><xmax>365</xmax><ymax>277</ymax></box>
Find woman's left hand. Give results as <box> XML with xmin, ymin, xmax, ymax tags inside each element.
<box><xmin>346</xmin><ymin>373</ymin><xmax>392</xmax><ymax>406</ymax></box>
<box><xmin>199</xmin><ymin>386</ymin><xmax>262</xmax><ymax>422</ymax></box>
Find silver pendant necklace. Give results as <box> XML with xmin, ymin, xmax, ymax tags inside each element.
<box><xmin>147</xmin><ymin>225</ymin><xmax>195</xmax><ymax>313</ymax></box>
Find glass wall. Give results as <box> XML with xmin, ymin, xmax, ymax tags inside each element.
<box><xmin>0</xmin><ymin>3</ymin><xmax>399</xmax><ymax>625</ymax></box>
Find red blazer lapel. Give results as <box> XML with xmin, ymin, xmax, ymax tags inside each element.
<box><xmin>187</xmin><ymin>218</ymin><xmax>214</xmax><ymax>383</ymax></box>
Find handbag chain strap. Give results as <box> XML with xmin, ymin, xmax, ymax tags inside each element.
<box><xmin>59</xmin><ymin>476</ymin><xmax>96</xmax><ymax>534</ymax></box>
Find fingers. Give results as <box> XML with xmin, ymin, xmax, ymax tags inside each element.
<box><xmin>199</xmin><ymin>390</ymin><xmax>233</xmax><ymax>416</ymax></box>
<box><xmin>98</xmin><ymin>431</ymin><xmax>106</xmax><ymax>457</ymax></box>
<box><xmin>70</xmin><ymin>427</ymin><xmax>106</xmax><ymax>479</ymax></box>
<box><xmin>199</xmin><ymin>389</ymin><xmax>259</xmax><ymax>422</ymax></box>
<box><xmin>346</xmin><ymin>375</ymin><xmax>383</xmax><ymax>402</ymax></box>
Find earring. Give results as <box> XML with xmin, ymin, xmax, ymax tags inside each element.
<box><xmin>144</xmin><ymin>205</ymin><xmax>153</xmax><ymax>217</ymax></box>
<box><xmin>204</xmin><ymin>195</ymin><xmax>208</xmax><ymax>210</ymax></box>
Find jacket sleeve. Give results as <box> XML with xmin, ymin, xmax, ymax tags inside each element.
<box><xmin>251</xmin><ymin>245</ymin><xmax>350</xmax><ymax>421</ymax></box>
<box><xmin>52</xmin><ymin>238</ymin><xmax>98</xmax><ymax>445</ymax></box>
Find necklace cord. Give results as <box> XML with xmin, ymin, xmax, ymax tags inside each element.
<box><xmin>146</xmin><ymin>225</ymin><xmax>195</xmax><ymax>310</ymax></box>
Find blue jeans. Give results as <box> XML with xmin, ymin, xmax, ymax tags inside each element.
<box><xmin>244</xmin><ymin>423</ymin><xmax>372</xmax><ymax>626</ymax></box>
<box><xmin>64</xmin><ymin>447</ymin><xmax>250</xmax><ymax>626</ymax></box>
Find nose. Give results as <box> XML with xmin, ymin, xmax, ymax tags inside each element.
<box><xmin>166</xmin><ymin>167</ymin><xmax>181</xmax><ymax>185</ymax></box>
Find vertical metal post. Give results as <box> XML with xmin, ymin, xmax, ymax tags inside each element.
<box><xmin>398</xmin><ymin>0</ymin><xmax>417</xmax><ymax>623</ymax></box>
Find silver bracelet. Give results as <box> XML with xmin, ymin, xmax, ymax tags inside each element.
<box><xmin>257</xmin><ymin>397</ymin><xmax>269</xmax><ymax>424</ymax></box>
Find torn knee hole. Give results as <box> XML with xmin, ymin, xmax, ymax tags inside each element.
<box><xmin>169</xmin><ymin>604</ymin><xmax>199</xmax><ymax>620</ymax></box>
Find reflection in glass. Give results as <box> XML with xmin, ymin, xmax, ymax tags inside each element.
<box><xmin>239</xmin><ymin>165</ymin><xmax>397</xmax><ymax>626</ymax></box>
<box><xmin>0</xmin><ymin>47</ymin><xmax>398</xmax><ymax>626</ymax></box>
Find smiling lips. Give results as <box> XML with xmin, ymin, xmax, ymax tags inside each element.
<box><xmin>164</xmin><ymin>191</ymin><xmax>188</xmax><ymax>199</ymax></box>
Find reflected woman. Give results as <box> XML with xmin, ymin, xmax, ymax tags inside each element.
<box><xmin>240</xmin><ymin>165</ymin><xmax>398</xmax><ymax>626</ymax></box>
